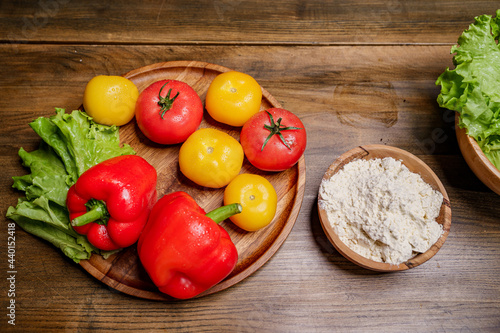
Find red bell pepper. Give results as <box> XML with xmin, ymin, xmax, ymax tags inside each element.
<box><xmin>137</xmin><ymin>191</ymin><xmax>241</xmax><ymax>299</ymax></box>
<box><xmin>67</xmin><ymin>155</ymin><xmax>157</xmax><ymax>251</ymax></box>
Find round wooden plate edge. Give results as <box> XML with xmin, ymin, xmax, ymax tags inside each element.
<box><xmin>197</xmin><ymin>154</ymin><xmax>306</xmax><ymax>297</ymax></box>
<box><xmin>78</xmin><ymin>61</ymin><xmax>306</xmax><ymax>300</ymax></box>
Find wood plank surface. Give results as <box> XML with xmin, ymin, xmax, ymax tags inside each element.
<box><xmin>0</xmin><ymin>1</ymin><xmax>499</xmax><ymax>45</ymax></box>
<box><xmin>1</xmin><ymin>1</ymin><xmax>500</xmax><ymax>332</ymax></box>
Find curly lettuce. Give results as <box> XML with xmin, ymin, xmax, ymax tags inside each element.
<box><xmin>436</xmin><ymin>9</ymin><xmax>500</xmax><ymax>169</ymax></box>
<box><xmin>6</xmin><ymin>108</ymin><xmax>135</xmax><ymax>263</ymax></box>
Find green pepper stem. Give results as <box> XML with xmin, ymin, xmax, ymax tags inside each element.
<box><xmin>71</xmin><ymin>199</ymin><xmax>110</xmax><ymax>227</ymax></box>
<box><xmin>206</xmin><ymin>203</ymin><xmax>242</xmax><ymax>224</ymax></box>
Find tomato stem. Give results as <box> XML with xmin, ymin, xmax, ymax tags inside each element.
<box><xmin>261</xmin><ymin>111</ymin><xmax>303</xmax><ymax>151</ymax></box>
<box><xmin>158</xmin><ymin>82</ymin><xmax>180</xmax><ymax>119</ymax></box>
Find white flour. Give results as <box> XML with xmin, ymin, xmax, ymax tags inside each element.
<box><xmin>319</xmin><ymin>157</ymin><xmax>443</xmax><ymax>265</ymax></box>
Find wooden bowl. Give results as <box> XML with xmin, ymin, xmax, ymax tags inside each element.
<box><xmin>455</xmin><ymin>113</ymin><xmax>500</xmax><ymax>195</ymax></box>
<box><xmin>317</xmin><ymin>144</ymin><xmax>451</xmax><ymax>272</ymax></box>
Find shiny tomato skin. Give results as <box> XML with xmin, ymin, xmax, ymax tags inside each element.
<box><xmin>83</xmin><ymin>75</ymin><xmax>139</xmax><ymax>126</ymax></box>
<box><xmin>179</xmin><ymin>128</ymin><xmax>244</xmax><ymax>188</ymax></box>
<box><xmin>240</xmin><ymin>108</ymin><xmax>306</xmax><ymax>171</ymax></box>
<box><xmin>135</xmin><ymin>80</ymin><xmax>203</xmax><ymax>145</ymax></box>
<box><xmin>224</xmin><ymin>174</ymin><xmax>277</xmax><ymax>231</ymax></box>
<box><xmin>205</xmin><ymin>71</ymin><xmax>262</xmax><ymax>127</ymax></box>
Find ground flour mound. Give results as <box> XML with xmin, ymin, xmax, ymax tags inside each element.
<box><xmin>319</xmin><ymin>157</ymin><xmax>443</xmax><ymax>265</ymax></box>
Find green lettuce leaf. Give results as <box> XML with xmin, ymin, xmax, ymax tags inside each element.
<box><xmin>49</xmin><ymin>108</ymin><xmax>135</xmax><ymax>179</ymax></box>
<box><xmin>436</xmin><ymin>9</ymin><xmax>500</xmax><ymax>169</ymax></box>
<box><xmin>6</xmin><ymin>205</ymin><xmax>91</xmax><ymax>262</ymax></box>
<box><xmin>7</xmin><ymin>108</ymin><xmax>135</xmax><ymax>263</ymax></box>
<box><xmin>13</xmin><ymin>143</ymin><xmax>70</xmax><ymax>207</ymax></box>
<box><xmin>30</xmin><ymin>108</ymin><xmax>135</xmax><ymax>182</ymax></box>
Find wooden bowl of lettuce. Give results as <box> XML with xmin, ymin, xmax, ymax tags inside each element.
<box><xmin>436</xmin><ymin>10</ymin><xmax>500</xmax><ymax>195</ymax></box>
<box><xmin>455</xmin><ymin>113</ymin><xmax>500</xmax><ymax>195</ymax></box>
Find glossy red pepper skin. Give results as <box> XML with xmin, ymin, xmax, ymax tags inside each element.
<box><xmin>67</xmin><ymin>155</ymin><xmax>157</xmax><ymax>251</ymax></box>
<box><xmin>137</xmin><ymin>191</ymin><xmax>238</xmax><ymax>299</ymax></box>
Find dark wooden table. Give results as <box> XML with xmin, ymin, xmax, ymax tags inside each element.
<box><xmin>1</xmin><ymin>1</ymin><xmax>500</xmax><ymax>332</ymax></box>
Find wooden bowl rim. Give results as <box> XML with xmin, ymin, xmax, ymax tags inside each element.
<box><xmin>317</xmin><ymin>144</ymin><xmax>451</xmax><ymax>272</ymax></box>
<box><xmin>454</xmin><ymin>113</ymin><xmax>500</xmax><ymax>195</ymax></box>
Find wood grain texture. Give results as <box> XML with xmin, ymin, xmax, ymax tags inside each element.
<box><xmin>1</xmin><ymin>1</ymin><xmax>500</xmax><ymax>332</ymax></box>
<box><xmin>0</xmin><ymin>1</ymin><xmax>499</xmax><ymax>45</ymax></box>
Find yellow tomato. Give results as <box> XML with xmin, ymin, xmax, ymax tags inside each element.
<box><xmin>179</xmin><ymin>128</ymin><xmax>244</xmax><ymax>188</ymax></box>
<box><xmin>224</xmin><ymin>174</ymin><xmax>277</xmax><ymax>231</ymax></box>
<box><xmin>205</xmin><ymin>71</ymin><xmax>263</xmax><ymax>127</ymax></box>
<box><xmin>83</xmin><ymin>75</ymin><xmax>139</xmax><ymax>126</ymax></box>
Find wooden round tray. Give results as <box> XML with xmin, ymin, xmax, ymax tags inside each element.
<box><xmin>79</xmin><ymin>61</ymin><xmax>306</xmax><ymax>300</ymax></box>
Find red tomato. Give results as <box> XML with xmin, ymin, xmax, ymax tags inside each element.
<box><xmin>135</xmin><ymin>80</ymin><xmax>203</xmax><ymax>145</ymax></box>
<box><xmin>240</xmin><ymin>108</ymin><xmax>306</xmax><ymax>171</ymax></box>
